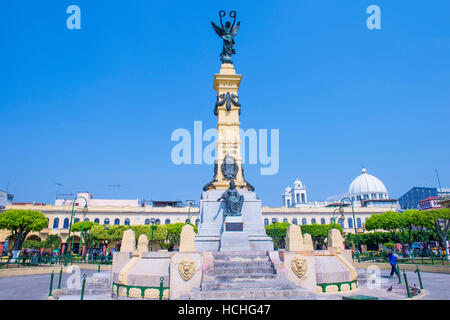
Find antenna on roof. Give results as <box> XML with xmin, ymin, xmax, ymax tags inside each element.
<box><xmin>435</xmin><ymin>169</ymin><xmax>442</xmax><ymax>195</ymax></box>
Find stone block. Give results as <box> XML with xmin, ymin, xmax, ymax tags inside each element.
<box><xmin>285</xmin><ymin>225</ymin><xmax>304</xmax><ymax>251</ymax></box>
<box><xmin>303</xmin><ymin>233</ymin><xmax>314</xmax><ymax>251</ymax></box>
<box><xmin>137</xmin><ymin>234</ymin><xmax>149</xmax><ymax>253</ymax></box>
<box><xmin>179</xmin><ymin>224</ymin><xmax>196</xmax><ymax>252</ymax></box>
<box><xmin>169</xmin><ymin>252</ymin><xmax>203</xmax><ymax>300</ymax></box>
<box><xmin>282</xmin><ymin>252</ymin><xmax>317</xmax><ymax>293</ymax></box>
<box><xmin>120</xmin><ymin>229</ymin><xmax>136</xmax><ymax>252</ymax></box>
<box><xmin>327</xmin><ymin>229</ymin><xmax>344</xmax><ymax>251</ymax></box>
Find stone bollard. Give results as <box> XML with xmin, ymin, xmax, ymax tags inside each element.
<box><xmin>179</xmin><ymin>224</ymin><xmax>196</xmax><ymax>252</ymax></box>
<box><xmin>285</xmin><ymin>225</ymin><xmax>304</xmax><ymax>251</ymax></box>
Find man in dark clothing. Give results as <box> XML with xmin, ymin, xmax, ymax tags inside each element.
<box><xmin>389</xmin><ymin>250</ymin><xmax>400</xmax><ymax>278</ymax></box>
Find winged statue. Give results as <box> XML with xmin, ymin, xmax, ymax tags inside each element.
<box><xmin>211</xmin><ymin>10</ymin><xmax>240</xmax><ymax>64</ymax></box>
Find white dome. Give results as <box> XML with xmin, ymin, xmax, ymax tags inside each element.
<box><xmin>293</xmin><ymin>178</ymin><xmax>303</xmax><ymax>188</ymax></box>
<box><xmin>348</xmin><ymin>168</ymin><xmax>388</xmax><ymax>196</ymax></box>
<box><xmin>285</xmin><ymin>186</ymin><xmax>292</xmax><ymax>193</ymax></box>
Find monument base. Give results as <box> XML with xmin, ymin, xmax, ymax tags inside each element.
<box><xmin>195</xmin><ymin>190</ymin><xmax>274</xmax><ymax>252</ymax></box>
<box><xmin>219</xmin><ymin>216</ymin><xmax>250</xmax><ymax>251</ymax></box>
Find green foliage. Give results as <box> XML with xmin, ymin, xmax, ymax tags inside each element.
<box><xmin>384</xmin><ymin>242</ymin><xmax>395</xmax><ymax>250</ymax></box>
<box><xmin>22</xmin><ymin>240</ymin><xmax>45</xmax><ymax>249</ymax></box>
<box><xmin>161</xmin><ymin>223</ymin><xmax>198</xmax><ymax>250</ymax></box>
<box><xmin>90</xmin><ymin>224</ymin><xmax>129</xmax><ymax>245</ymax></box>
<box><xmin>365</xmin><ymin>211</ymin><xmax>407</xmax><ymax>234</ymax></box>
<box><xmin>131</xmin><ymin>225</ymin><xmax>168</xmax><ymax>242</ymax></box>
<box><xmin>44</xmin><ymin>234</ymin><xmax>62</xmax><ymax>250</ymax></box>
<box><xmin>0</xmin><ymin>209</ymin><xmax>49</xmax><ymax>251</ymax></box>
<box><xmin>70</xmin><ymin>221</ymin><xmax>95</xmax><ymax>232</ymax></box>
<box><xmin>265</xmin><ymin>222</ymin><xmax>291</xmax><ymax>249</ymax></box>
<box><xmin>301</xmin><ymin>223</ymin><xmax>343</xmax><ymax>249</ymax></box>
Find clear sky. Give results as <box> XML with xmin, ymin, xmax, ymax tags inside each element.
<box><xmin>1</xmin><ymin>1</ymin><xmax>449</xmax><ymax>206</ymax></box>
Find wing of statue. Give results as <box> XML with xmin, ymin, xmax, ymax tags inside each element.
<box><xmin>211</xmin><ymin>22</ymin><xmax>223</xmax><ymax>37</ymax></box>
<box><xmin>231</xmin><ymin>21</ymin><xmax>240</xmax><ymax>37</ymax></box>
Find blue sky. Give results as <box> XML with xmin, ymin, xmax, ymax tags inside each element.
<box><xmin>1</xmin><ymin>1</ymin><xmax>449</xmax><ymax>206</ymax></box>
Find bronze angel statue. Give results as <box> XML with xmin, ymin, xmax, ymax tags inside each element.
<box><xmin>211</xmin><ymin>10</ymin><xmax>240</xmax><ymax>64</ymax></box>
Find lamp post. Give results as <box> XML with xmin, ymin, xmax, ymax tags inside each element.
<box><xmin>150</xmin><ymin>218</ymin><xmax>156</xmax><ymax>251</ymax></box>
<box><xmin>67</xmin><ymin>196</ymin><xmax>88</xmax><ymax>257</ymax></box>
<box><xmin>332</xmin><ymin>208</ymin><xmax>345</xmax><ymax>229</ymax></box>
<box><xmin>186</xmin><ymin>200</ymin><xmax>199</xmax><ymax>226</ymax></box>
<box><xmin>78</xmin><ymin>207</ymin><xmax>89</xmax><ymax>258</ymax></box>
<box><xmin>272</xmin><ymin>218</ymin><xmax>277</xmax><ymax>250</ymax></box>
<box><xmin>339</xmin><ymin>197</ymin><xmax>358</xmax><ymax>253</ymax></box>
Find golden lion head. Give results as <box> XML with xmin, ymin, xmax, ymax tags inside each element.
<box><xmin>178</xmin><ymin>258</ymin><xmax>195</xmax><ymax>281</ymax></box>
<box><xmin>291</xmin><ymin>255</ymin><xmax>308</xmax><ymax>279</ymax></box>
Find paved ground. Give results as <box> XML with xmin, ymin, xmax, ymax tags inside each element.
<box><xmin>1</xmin><ymin>267</ymin><xmax>450</xmax><ymax>300</ymax></box>
<box><xmin>0</xmin><ymin>269</ymin><xmax>100</xmax><ymax>300</ymax></box>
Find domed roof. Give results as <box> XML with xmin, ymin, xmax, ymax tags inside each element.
<box><xmin>285</xmin><ymin>186</ymin><xmax>292</xmax><ymax>193</ymax></box>
<box><xmin>293</xmin><ymin>178</ymin><xmax>303</xmax><ymax>188</ymax></box>
<box><xmin>348</xmin><ymin>168</ymin><xmax>388</xmax><ymax>196</ymax></box>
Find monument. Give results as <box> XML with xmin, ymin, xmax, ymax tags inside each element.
<box><xmin>195</xmin><ymin>11</ymin><xmax>273</xmax><ymax>252</ymax></box>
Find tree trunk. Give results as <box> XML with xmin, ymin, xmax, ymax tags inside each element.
<box><xmin>13</xmin><ymin>231</ymin><xmax>29</xmax><ymax>252</ymax></box>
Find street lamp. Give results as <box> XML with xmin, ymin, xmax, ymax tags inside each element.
<box><xmin>186</xmin><ymin>200</ymin><xmax>199</xmax><ymax>225</ymax></box>
<box><xmin>339</xmin><ymin>197</ymin><xmax>358</xmax><ymax>254</ymax></box>
<box><xmin>272</xmin><ymin>218</ymin><xmax>277</xmax><ymax>251</ymax></box>
<box><xmin>150</xmin><ymin>218</ymin><xmax>156</xmax><ymax>251</ymax></box>
<box><xmin>67</xmin><ymin>196</ymin><xmax>88</xmax><ymax>257</ymax></box>
<box><xmin>78</xmin><ymin>207</ymin><xmax>89</xmax><ymax>258</ymax></box>
<box><xmin>332</xmin><ymin>207</ymin><xmax>344</xmax><ymax>229</ymax></box>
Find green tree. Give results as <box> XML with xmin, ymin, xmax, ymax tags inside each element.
<box><xmin>403</xmin><ymin>209</ymin><xmax>434</xmax><ymax>247</ymax></box>
<box><xmin>131</xmin><ymin>225</ymin><xmax>168</xmax><ymax>250</ymax></box>
<box><xmin>427</xmin><ymin>209</ymin><xmax>450</xmax><ymax>260</ymax></box>
<box><xmin>90</xmin><ymin>224</ymin><xmax>129</xmax><ymax>248</ymax></box>
<box><xmin>0</xmin><ymin>209</ymin><xmax>48</xmax><ymax>252</ymax></box>
<box><xmin>70</xmin><ymin>221</ymin><xmax>96</xmax><ymax>253</ymax></box>
<box><xmin>163</xmin><ymin>223</ymin><xmax>198</xmax><ymax>250</ymax></box>
<box><xmin>301</xmin><ymin>224</ymin><xmax>343</xmax><ymax>249</ymax></box>
<box><xmin>365</xmin><ymin>211</ymin><xmax>407</xmax><ymax>244</ymax></box>
<box><xmin>44</xmin><ymin>234</ymin><xmax>62</xmax><ymax>252</ymax></box>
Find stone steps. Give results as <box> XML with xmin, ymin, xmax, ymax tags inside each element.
<box><xmin>200</xmin><ymin>288</ymin><xmax>313</xmax><ymax>300</ymax></box>
<box><xmin>214</xmin><ymin>260</ymin><xmax>273</xmax><ymax>268</ymax></box>
<box><xmin>214</xmin><ymin>266</ymin><xmax>274</xmax><ymax>274</ymax></box>
<box><xmin>202</xmin><ymin>279</ymin><xmax>296</xmax><ymax>291</ymax></box>
<box><xmin>214</xmin><ymin>273</ymin><xmax>278</xmax><ymax>281</ymax></box>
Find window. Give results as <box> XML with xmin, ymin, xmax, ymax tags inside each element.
<box><xmin>301</xmin><ymin>194</ymin><xmax>305</xmax><ymax>203</ymax></box>
<box><xmin>185</xmin><ymin>219</ymin><xmax>190</xmax><ymax>223</ymax></box>
<box><xmin>287</xmin><ymin>199</ymin><xmax>291</xmax><ymax>207</ymax></box>
<box><xmin>145</xmin><ymin>219</ymin><xmax>150</xmax><ymax>225</ymax></box>
<box><xmin>311</xmin><ymin>218</ymin><xmax>316</xmax><ymax>224</ymax></box>
<box><xmin>264</xmin><ymin>218</ymin><xmax>269</xmax><ymax>226</ymax></box>
<box><xmin>155</xmin><ymin>219</ymin><xmax>160</xmax><ymax>225</ymax></box>
<box><xmin>53</xmin><ymin>218</ymin><xmax>59</xmax><ymax>229</ymax></box>
<box><xmin>348</xmin><ymin>218</ymin><xmax>353</xmax><ymax>229</ymax></box>
<box><xmin>320</xmin><ymin>218</ymin><xmax>326</xmax><ymax>225</ymax></box>
<box><xmin>124</xmin><ymin>218</ymin><xmax>130</xmax><ymax>226</ymax></box>
<box><xmin>283</xmin><ymin>218</ymin><xmax>288</xmax><ymax>223</ymax></box>
<box><xmin>296</xmin><ymin>194</ymin><xmax>300</xmax><ymax>203</ymax></box>
<box><xmin>94</xmin><ymin>218</ymin><xmax>100</xmax><ymax>224</ymax></box>
<box><xmin>357</xmin><ymin>218</ymin><xmax>362</xmax><ymax>228</ymax></box>
<box><xmin>63</xmin><ymin>218</ymin><xmax>69</xmax><ymax>229</ymax></box>
<box><xmin>195</xmin><ymin>219</ymin><xmax>200</xmax><ymax>226</ymax></box>
<box><xmin>104</xmin><ymin>218</ymin><xmax>110</xmax><ymax>225</ymax></box>
<box><xmin>165</xmin><ymin>219</ymin><xmax>171</xmax><ymax>225</ymax></box>
<box><xmin>339</xmin><ymin>219</ymin><xmax>345</xmax><ymax>228</ymax></box>
<box><xmin>114</xmin><ymin>218</ymin><xmax>120</xmax><ymax>225</ymax></box>
<box><xmin>292</xmin><ymin>218</ymin><xmax>298</xmax><ymax>225</ymax></box>
<box><xmin>74</xmin><ymin>218</ymin><xmax>80</xmax><ymax>223</ymax></box>
<box><xmin>84</xmin><ymin>218</ymin><xmax>89</xmax><ymax>222</ymax></box>
<box><xmin>302</xmin><ymin>218</ymin><xmax>307</xmax><ymax>225</ymax></box>
<box><xmin>46</xmin><ymin>218</ymin><xmax>49</xmax><ymax>228</ymax></box>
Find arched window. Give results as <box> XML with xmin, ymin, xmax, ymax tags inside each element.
<box><xmin>283</xmin><ymin>218</ymin><xmax>288</xmax><ymax>223</ymax></box>
<box><xmin>195</xmin><ymin>219</ymin><xmax>200</xmax><ymax>226</ymax></box>
<box><xmin>185</xmin><ymin>219</ymin><xmax>190</xmax><ymax>223</ymax></box>
<box><xmin>311</xmin><ymin>218</ymin><xmax>316</xmax><ymax>224</ymax></box>
<box><xmin>114</xmin><ymin>218</ymin><xmax>120</xmax><ymax>225</ymax></box>
<box><xmin>124</xmin><ymin>218</ymin><xmax>130</xmax><ymax>226</ymax></box>
<box><xmin>63</xmin><ymin>218</ymin><xmax>69</xmax><ymax>229</ymax></box>
<box><xmin>357</xmin><ymin>218</ymin><xmax>362</xmax><ymax>228</ymax></box>
<box><xmin>145</xmin><ymin>219</ymin><xmax>150</xmax><ymax>225</ymax></box>
<box><xmin>331</xmin><ymin>217</ymin><xmax>335</xmax><ymax>224</ymax></box>
<box><xmin>46</xmin><ymin>218</ymin><xmax>49</xmax><ymax>228</ymax></box>
<box><xmin>104</xmin><ymin>218</ymin><xmax>110</xmax><ymax>225</ymax></box>
<box><xmin>155</xmin><ymin>219</ymin><xmax>160</xmax><ymax>225</ymax></box>
<box><xmin>74</xmin><ymin>218</ymin><xmax>80</xmax><ymax>223</ymax></box>
<box><xmin>348</xmin><ymin>218</ymin><xmax>353</xmax><ymax>229</ymax></box>
<box><xmin>292</xmin><ymin>218</ymin><xmax>298</xmax><ymax>225</ymax></box>
<box><xmin>320</xmin><ymin>218</ymin><xmax>326</xmax><ymax>225</ymax></box>
<box><xmin>296</xmin><ymin>194</ymin><xmax>300</xmax><ymax>203</ymax></box>
<box><xmin>264</xmin><ymin>218</ymin><xmax>269</xmax><ymax>226</ymax></box>
<box><xmin>165</xmin><ymin>219</ymin><xmax>171</xmax><ymax>225</ymax></box>
<box><xmin>287</xmin><ymin>199</ymin><xmax>291</xmax><ymax>207</ymax></box>
<box><xmin>94</xmin><ymin>218</ymin><xmax>100</xmax><ymax>224</ymax></box>
<box><xmin>301</xmin><ymin>194</ymin><xmax>305</xmax><ymax>203</ymax></box>
<box><xmin>84</xmin><ymin>218</ymin><xmax>89</xmax><ymax>222</ymax></box>
<box><xmin>53</xmin><ymin>218</ymin><xmax>59</xmax><ymax>229</ymax></box>
<box><xmin>302</xmin><ymin>218</ymin><xmax>307</xmax><ymax>225</ymax></box>
<box><xmin>339</xmin><ymin>219</ymin><xmax>345</xmax><ymax>228</ymax></box>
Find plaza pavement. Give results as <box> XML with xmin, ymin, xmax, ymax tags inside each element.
<box><xmin>0</xmin><ymin>267</ymin><xmax>449</xmax><ymax>300</ymax></box>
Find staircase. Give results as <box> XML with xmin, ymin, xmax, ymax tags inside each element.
<box><xmin>199</xmin><ymin>251</ymin><xmax>313</xmax><ymax>299</ymax></box>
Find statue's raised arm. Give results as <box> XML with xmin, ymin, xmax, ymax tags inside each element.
<box><xmin>211</xmin><ymin>10</ymin><xmax>240</xmax><ymax>64</ymax></box>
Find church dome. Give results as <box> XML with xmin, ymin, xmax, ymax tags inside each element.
<box><xmin>293</xmin><ymin>178</ymin><xmax>303</xmax><ymax>188</ymax></box>
<box><xmin>348</xmin><ymin>168</ymin><xmax>388</xmax><ymax>198</ymax></box>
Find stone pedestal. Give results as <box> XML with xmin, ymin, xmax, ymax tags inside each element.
<box><xmin>195</xmin><ymin>190</ymin><xmax>273</xmax><ymax>252</ymax></box>
<box><xmin>220</xmin><ymin>216</ymin><xmax>250</xmax><ymax>251</ymax></box>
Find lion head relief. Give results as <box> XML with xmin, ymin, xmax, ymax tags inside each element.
<box><xmin>291</xmin><ymin>255</ymin><xmax>308</xmax><ymax>279</ymax></box>
<box><xmin>178</xmin><ymin>258</ymin><xmax>196</xmax><ymax>281</ymax></box>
